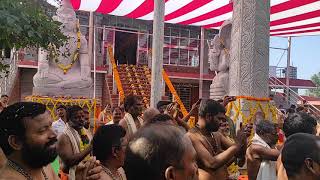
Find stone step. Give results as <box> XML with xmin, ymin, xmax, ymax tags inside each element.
<box><xmin>106</xmin><ymin>75</ymin><xmax>113</xmax><ymax>79</ymax></box>
<box><xmin>111</xmin><ymin>94</ymin><xmax>119</xmax><ymax>98</ymax></box>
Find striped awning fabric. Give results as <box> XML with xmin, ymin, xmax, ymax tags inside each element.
<box><xmin>70</xmin><ymin>0</ymin><xmax>320</xmax><ymax>37</ymax></box>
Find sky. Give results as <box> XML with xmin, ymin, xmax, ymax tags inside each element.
<box><xmin>48</xmin><ymin>0</ymin><xmax>58</xmax><ymax>6</ymax></box>
<box><xmin>270</xmin><ymin>36</ymin><xmax>320</xmax><ymax>80</ymax></box>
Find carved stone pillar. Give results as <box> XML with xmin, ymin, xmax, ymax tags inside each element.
<box><xmin>228</xmin><ymin>0</ymin><xmax>271</xmax><ymax>126</ymax></box>
<box><xmin>229</xmin><ymin>0</ymin><xmax>270</xmax><ymax>97</ymax></box>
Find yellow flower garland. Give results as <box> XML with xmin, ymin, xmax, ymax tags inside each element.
<box><xmin>48</xmin><ymin>20</ymin><xmax>81</xmax><ymax>74</ymax></box>
<box><xmin>107</xmin><ymin>45</ymin><xmax>125</xmax><ymax>102</ymax></box>
<box><xmin>79</xmin><ymin>129</ymin><xmax>90</xmax><ymax>160</ymax></box>
<box><xmin>162</xmin><ymin>70</ymin><xmax>188</xmax><ymax>117</ymax></box>
<box><xmin>226</xmin><ymin>137</ymin><xmax>240</xmax><ymax>179</ymax></box>
<box><xmin>225</xmin><ymin>96</ymin><xmax>277</xmax><ymax>125</ymax></box>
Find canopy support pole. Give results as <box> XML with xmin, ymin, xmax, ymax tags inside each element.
<box><xmin>286</xmin><ymin>37</ymin><xmax>291</xmax><ymax>102</ymax></box>
<box><xmin>88</xmin><ymin>12</ymin><xmax>95</xmax><ymax>99</ymax></box>
<box><xmin>150</xmin><ymin>0</ymin><xmax>165</xmax><ymax>108</ymax></box>
<box><xmin>93</xmin><ymin>15</ymin><xmax>97</xmax><ymax>99</ymax></box>
<box><xmin>199</xmin><ymin>27</ymin><xmax>205</xmax><ymax>98</ymax></box>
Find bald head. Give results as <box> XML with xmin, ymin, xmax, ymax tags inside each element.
<box><xmin>124</xmin><ymin>124</ymin><xmax>189</xmax><ymax>180</ymax></box>
<box><xmin>142</xmin><ymin>108</ymin><xmax>160</xmax><ymax>125</ymax></box>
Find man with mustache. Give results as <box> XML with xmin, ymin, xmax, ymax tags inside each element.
<box><xmin>0</xmin><ymin>102</ymin><xmax>100</xmax><ymax>179</ymax></box>
<box><xmin>119</xmin><ymin>95</ymin><xmax>144</xmax><ymax>141</ymax></box>
<box><xmin>187</xmin><ymin>99</ymin><xmax>251</xmax><ymax>180</ymax></box>
<box><xmin>57</xmin><ymin>105</ymin><xmax>92</xmax><ymax>179</ymax></box>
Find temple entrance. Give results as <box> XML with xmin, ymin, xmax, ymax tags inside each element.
<box><xmin>114</xmin><ymin>31</ymin><xmax>138</xmax><ymax>65</ymax></box>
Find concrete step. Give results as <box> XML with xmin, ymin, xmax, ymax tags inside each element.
<box><xmin>106</xmin><ymin>75</ymin><xmax>113</xmax><ymax>79</ymax></box>
<box><xmin>111</xmin><ymin>94</ymin><xmax>119</xmax><ymax>98</ymax></box>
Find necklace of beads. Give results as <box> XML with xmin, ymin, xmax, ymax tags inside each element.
<box><xmin>7</xmin><ymin>159</ymin><xmax>48</xmax><ymax>180</ymax></box>
<box><xmin>102</xmin><ymin>165</ymin><xmax>123</xmax><ymax>180</ymax></box>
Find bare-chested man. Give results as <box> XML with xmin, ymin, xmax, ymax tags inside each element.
<box><xmin>0</xmin><ymin>102</ymin><xmax>100</xmax><ymax>180</ymax></box>
<box><xmin>57</xmin><ymin>105</ymin><xmax>92</xmax><ymax>178</ymax></box>
<box><xmin>119</xmin><ymin>95</ymin><xmax>144</xmax><ymax>140</ymax></box>
<box><xmin>187</xmin><ymin>99</ymin><xmax>250</xmax><ymax>180</ymax></box>
<box><xmin>246</xmin><ymin>120</ymin><xmax>280</xmax><ymax>180</ymax></box>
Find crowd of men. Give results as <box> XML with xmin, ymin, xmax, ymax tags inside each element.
<box><xmin>0</xmin><ymin>94</ymin><xmax>319</xmax><ymax>180</ymax></box>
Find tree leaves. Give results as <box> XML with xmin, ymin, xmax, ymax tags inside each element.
<box><xmin>0</xmin><ymin>0</ymin><xmax>67</xmax><ymax>50</ymax></box>
<box><xmin>308</xmin><ymin>72</ymin><xmax>320</xmax><ymax>97</ymax></box>
<box><xmin>0</xmin><ymin>0</ymin><xmax>67</xmax><ymax>72</ymax></box>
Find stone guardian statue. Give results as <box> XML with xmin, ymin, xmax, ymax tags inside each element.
<box><xmin>33</xmin><ymin>0</ymin><xmax>92</xmax><ymax>97</ymax></box>
<box><xmin>209</xmin><ymin>20</ymin><xmax>232</xmax><ymax>100</ymax></box>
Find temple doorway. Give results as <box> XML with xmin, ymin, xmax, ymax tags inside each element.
<box><xmin>114</xmin><ymin>31</ymin><xmax>138</xmax><ymax>65</ymax></box>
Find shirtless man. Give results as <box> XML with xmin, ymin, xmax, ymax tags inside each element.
<box><xmin>119</xmin><ymin>95</ymin><xmax>144</xmax><ymax>140</ymax></box>
<box><xmin>246</xmin><ymin>120</ymin><xmax>280</xmax><ymax>180</ymax></box>
<box><xmin>57</xmin><ymin>105</ymin><xmax>92</xmax><ymax>178</ymax></box>
<box><xmin>187</xmin><ymin>99</ymin><xmax>251</xmax><ymax>180</ymax></box>
<box><xmin>0</xmin><ymin>102</ymin><xmax>100</xmax><ymax>180</ymax></box>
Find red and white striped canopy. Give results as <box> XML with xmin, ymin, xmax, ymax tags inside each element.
<box><xmin>70</xmin><ymin>0</ymin><xmax>320</xmax><ymax>37</ymax></box>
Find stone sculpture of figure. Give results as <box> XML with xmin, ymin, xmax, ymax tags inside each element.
<box><xmin>208</xmin><ymin>20</ymin><xmax>232</xmax><ymax>100</ymax></box>
<box><xmin>33</xmin><ymin>0</ymin><xmax>92</xmax><ymax>97</ymax></box>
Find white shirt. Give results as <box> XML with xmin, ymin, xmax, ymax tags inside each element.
<box><xmin>106</xmin><ymin>120</ymin><xmax>114</xmax><ymax>125</ymax></box>
<box><xmin>52</xmin><ymin>118</ymin><xmax>66</xmax><ymax>137</ymax></box>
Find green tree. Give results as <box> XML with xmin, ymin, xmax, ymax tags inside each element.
<box><xmin>308</xmin><ymin>72</ymin><xmax>320</xmax><ymax>97</ymax></box>
<box><xmin>0</xmin><ymin>0</ymin><xmax>66</xmax><ymax>72</ymax></box>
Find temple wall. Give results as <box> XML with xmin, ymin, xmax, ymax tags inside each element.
<box><xmin>20</xmin><ymin>68</ymin><xmax>37</xmax><ymax>101</ymax></box>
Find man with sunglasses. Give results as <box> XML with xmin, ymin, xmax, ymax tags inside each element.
<box><xmin>92</xmin><ymin>125</ymin><xmax>127</xmax><ymax>180</ymax></box>
<box><xmin>187</xmin><ymin>99</ymin><xmax>251</xmax><ymax>180</ymax></box>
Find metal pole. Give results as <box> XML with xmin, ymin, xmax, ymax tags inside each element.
<box><xmin>102</xmin><ymin>25</ymin><xmax>106</xmax><ymax>65</ymax></box>
<box><xmin>150</xmin><ymin>0</ymin><xmax>165</xmax><ymax>108</ymax></box>
<box><xmin>93</xmin><ymin>18</ymin><xmax>97</xmax><ymax>99</ymax></box>
<box><xmin>88</xmin><ymin>12</ymin><xmax>94</xmax><ymax>98</ymax></box>
<box><xmin>199</xmin><ymin>27</ymin><xmax>205</xmax><ymax>98</ymax></box>
<box><xmin>286</xmin><ymin>37</ymin><xmax>291</xmax><ymax>101</ymax></box>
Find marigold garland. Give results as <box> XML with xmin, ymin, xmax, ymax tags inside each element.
<box><xmin>80</xmin><ymin>129</ymin><xmax>91</xmax><ymax>160</ymax></box>
<box><xmin>107</xmin><ymin>45</ymin><xmax>125</xmax><ymax>102</ymax></box>
<box><xmin>225</xmin><ymin>96</ymin><xmax>277</xmax><ymax>125</ymax></box>
<box><xmin>162</xmin><ymin>70</ymin><xmax>188</xmax><ymax>117</ymax></box>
